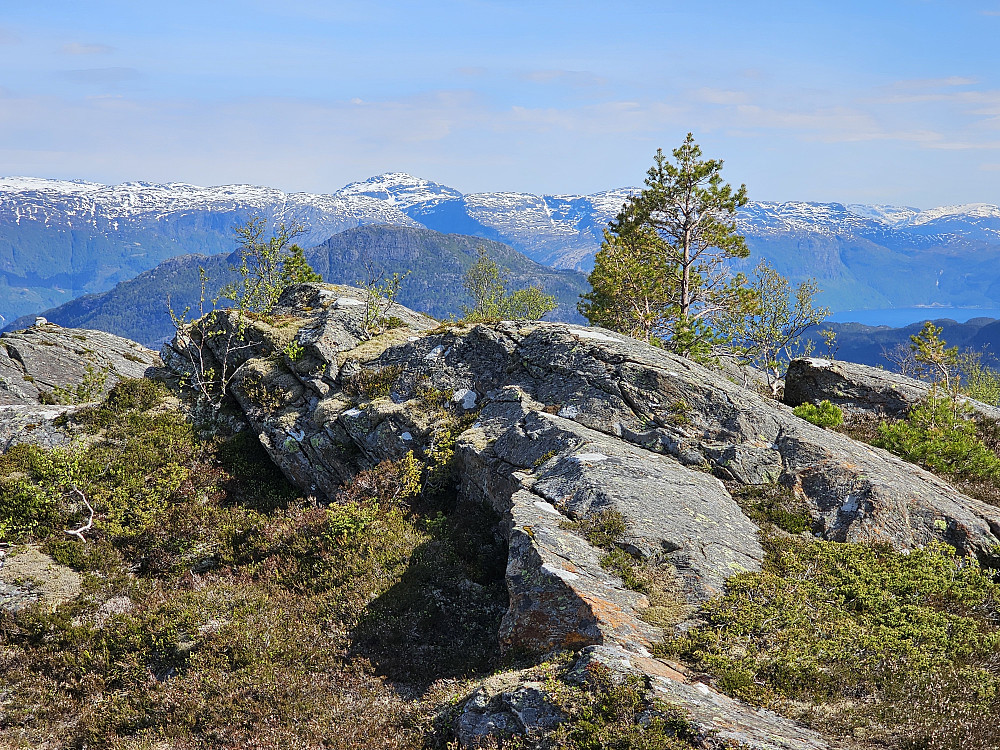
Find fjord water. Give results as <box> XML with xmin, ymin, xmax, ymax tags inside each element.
<box><xmin>828</xmin><ymin>308</ymin><xmax>1000</xmax><ymax>327</ymax></box>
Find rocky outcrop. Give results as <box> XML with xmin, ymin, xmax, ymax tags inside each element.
<box><xmin>0</xmin><ymin>545</ymin><xmax>82</xmax><ymax>614</ymax></box>
<box><xmin>0</xmin><ymin>403</ymin><xmax>81</xmax><ymax>452</ymax></box>
<box><xmin>160</xmin><ymin>283</ymin><xmax>1000</xmax><ymax>749</ymax></box>
<box><xmin>784</xmin><ymin>356</ymin><xmax>1000</xmax><ymax>421</ymax></box>
<box><xmin>0</xmin><ymin>322</ymin><xmax>159</xmax><ymax>406</ymax></box>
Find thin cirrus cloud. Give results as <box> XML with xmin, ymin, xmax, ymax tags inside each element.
<box><xmin>518</xmin><ymin>70</ymin><xmax>607</xmax><ymax>88</ymax></box>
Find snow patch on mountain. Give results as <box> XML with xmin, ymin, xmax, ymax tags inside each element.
<box><xmin>845</xmin><ymin>204</ymin><xmax>921</xmax><ymax>226</ymax></box>
<box><xmin>3</xmin><ymin>171</ymin><xmax>1000</xmax><ymax>269</ymax></box>
<box><xmin>336</xmin><ymin>172</ymin><xmax>462</xmax><ymax>210</ymax></box>
<box><xmin>909</xmin><ymin>203</ymin><xmax>1000</xmax><ymax>225</ymax></box>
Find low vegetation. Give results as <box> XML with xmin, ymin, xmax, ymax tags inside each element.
<box><xmin>733</xmin><ymin>483</ymin><xmax>813</xmax><ymax>535</ymax></box>
<box><xmin>547</xmin><ymin>663</ymin><xmax>703</xmax><ymax>750</ymax></box>
<box><xmin>842</xmin><ymin>322</ymin><xmax>1000</xmax><ymax>506</ymax></box>
<box><xmin>662</xmin><ymin>531</ymin><xmax>1000</xmax><ymax>749</ymax></box>
<box><xmin>792</xmin><ymin>399</ymin><xmax>844</xmax><ymax>428</ymax></box>
<box><xmin>0</xmin><ymin>379</ymin><xmax>509</xmax><ymax>749</ymax></box>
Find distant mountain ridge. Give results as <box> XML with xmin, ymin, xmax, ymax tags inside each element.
<box><xmin>3</xmin><ymin>172</ymin><xmax>1000</xmax><ymax>321</ymax></box>
<box><xmin>5</xmin><ymin>225</ymin><xmax>588</xmax><ymax>347</ymax></box>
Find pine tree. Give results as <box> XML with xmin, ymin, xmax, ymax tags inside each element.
<box><xmin>583</xmin><ymin>134</ymin><xmax>749</xmax><ymax>357</ymax></box>
<box><xmin>578</xmin><ymin>223</ymin><xmax>673</xmax><ymax>343</ymax></box>
<box><xmin>279</xmin><ymin>244</ymin><xmax>322</xmax><ymax>286</ymax></box>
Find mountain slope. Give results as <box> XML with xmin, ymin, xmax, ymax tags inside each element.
<box><xmin>6</xmin><ymin>225</ymin><xmax>587</xmax><ymax>346</ymax></box>
<box><xmin>4</xmin><ymin>172</ymin><xmax>1000</xmax><ymax>322</ymax></box>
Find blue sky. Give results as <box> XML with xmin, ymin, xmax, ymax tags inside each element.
<box><xmin>0</xmin><ymin>0</ymin><xmax>998</xmax><ymax>206</ymax></box>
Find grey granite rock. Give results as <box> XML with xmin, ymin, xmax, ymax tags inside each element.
<box><xmin>457</xmin><ymin>683</ymin><xmax>564</xmax><ymax>746</ymax></box>
<box><xmin>573</xmin><ymin>645</ymin><xmax>830</xmax><ymax>750</ymax></box>
<box><xmin>0</xmin><ymin>403</ymin><xmax>80</xmax><ymax>453</ymax></box>
<box><xmin>162</xmin><ymin>284</ymin><xmax>1000</xmax><ymax>750</ymax></box>
<box><xmin>0</xmin><ymin>323</ymin><xmax>159</xmax><ymax>405</ymax></box>
<box><xmin>784</xmin><ymin>356</ymin><xmax>1000</xmax><ymax>421</ymax></box>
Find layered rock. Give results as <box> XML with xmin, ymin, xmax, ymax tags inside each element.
<box><xmin>159</xmin><ymin>283</ymin><xmax>1000</xmax><ymax>748</ymax></box>
<box><xmin>0</xmin><ymin>322</ymin><xmax>159</xmax><ymax>406</ymax></box>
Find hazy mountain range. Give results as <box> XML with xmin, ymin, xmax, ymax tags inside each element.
<box><xmin>5</xmin><ymin>225</ymin><xmax>588</xmax><ymax>347</ymax></box>
<box><xmin>3</xmin><ymin>172</ymin><xmax>1000</xmax><ymax>325</ymax></box>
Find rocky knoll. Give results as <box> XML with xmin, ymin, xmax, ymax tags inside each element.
<box><xmin>0</xmin><ymin>321</ymin><xmax>158</xmax><ymax>406</ymax></box>
<box><xmin>157</xmin><ymin>282</ymin><xmax>1000</xmax><ymax>748</ymax></box>
<box><xmin>0</xmin><ymin>321</ymin><xmax>160</xmax><ymax>452</ymax></box>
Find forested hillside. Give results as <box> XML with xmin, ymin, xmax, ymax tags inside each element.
<box><xmin>5</xmin><ymin>225</ymin><xmax>586</xmax><ymax>346</ymax></box>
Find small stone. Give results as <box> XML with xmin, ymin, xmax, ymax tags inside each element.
<box><xmin>452</xmin><ymin>388</ymin><xmax>477</xmax><ymax>410</ymax></box>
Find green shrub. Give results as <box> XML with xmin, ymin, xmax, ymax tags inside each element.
<box><xmin>874</xmin><ymin>393</ymin><xmax>1000</xmax><ymax>481</ymax></box>
<box><xmin>551</xmin><ymin>662</ymin><xmax>700</xmax><ymax>750</ymax></box>
<box><xmin>735</xmin><ymin>484</ymin><xmax>813</xmax><ymax>534</ymax></box>
<box><xmin>960</xmin><ymin>350</ymin><xmax>1000</xmax><ymax>406</ymax></box>
<box><xmin>561</xmin><ymin>508</ymin><xmax>628</xmax><ymax>549</ymax></box>
<box><xmin>103</xmin><ymin>377</ymin><xmax>167</xmax><ymax>412</ymax></box>
<box><xmin>342</xmin><ymin>364</ymin><xmax>403</xmax><ymax>400</ymax></box>
<box><xmin>661</xmin><ymin>533</ymin><xmax>1000</xmax><ymax>744</ymax></box>
<box><xmin>792</xmin><ymin>399</ymin><xmax>843</xmax><ymax>428</ymax></box>
<box><xmin>42</xmin><ymin>363</ymin><xmax>109</xmax><ymax>405</ymax></box>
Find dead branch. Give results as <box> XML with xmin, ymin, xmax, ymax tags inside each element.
<box><xmin>65</xmin><ymin>486</ymin><xmax>94</xmax><ymax>543</ymax></box>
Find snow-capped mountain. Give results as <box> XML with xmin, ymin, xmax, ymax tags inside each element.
<box><xmin>0</xmin><ymin>175</ymin><xmax>419</xmax><ymax>245</ymax></box>
<box><xmin>1</xmin><ymin>171</ymin><xmax>1000</xmax><ymax>322</ymax></box>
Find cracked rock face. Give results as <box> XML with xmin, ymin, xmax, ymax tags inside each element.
<box><xmin>0</xmin><ymin>323</ymin><xmax>160</xmax><ymax>406</ymax></box>
<box><xmin>161</xmin><ymin>283</ymin><xmax>1000</xmax><ymax>749</ymax></box>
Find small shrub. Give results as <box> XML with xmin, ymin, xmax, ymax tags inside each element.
<box><xmin>550</xmin><ymin>662</ymin><xmax>700</xmax><ymax>750</ymax></box>
<box><xmin>735</xmin><ymin>484</ymin><xmax>813</xmax><ymax>534</ymax></box>
<box><xmin>46</xmin><ymin>363</ymin><xmax>109</xmax><ymax>405</ymax></box>
<box><xmin>874</xmin><ymin>394</ymin><xmax>1000</xmax><ymax>481</ymax></box>
<box><xmin>793</xmin><ymin>399</ymin><xmax>843</xmax><ymax>428</ymax></box>
<box><xmin>103</xmin><ymin>377</ymin><xmax>166</xmax><ymax>412</ymax></box>
<box><xmin>561</xmin><ymin>508</ymin><xmax>627</xmax><ymax>549</ymax></box>
<box><xmin>283</xmin><ymin>338</ymin><xmax>305</xmax><ymax>362</ymax></box>
<box><xmin>342</xmin><ymin>365</ymin><xmax>403</xmax><ymax>400</ymax></box>
<box><xmin>462</xmin><ymin>247</ymin><xmax>556</xmax><ymax>322</ymax></box>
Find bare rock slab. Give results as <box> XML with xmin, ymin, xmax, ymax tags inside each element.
<box><xmin>0</xmin><ymin>323</ymin><xmax>159</xmax><ymax>405</ymax></box>
<box><xmin>0</xmin><ymin>545</ymin><xmax>82</xmax><ymax>613</ymax></box>
<box><xmin>784</xmin><ymin>356</ymin><xmax>1000</xmax><ymax>421</ymax></box>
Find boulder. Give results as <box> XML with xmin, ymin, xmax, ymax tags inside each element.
<box><xmin>0</xmin><ymin>323</ymin><xmax>160</xmax><ymax>406</ymax></box>
<box><xmin>784</xmin><ymin>356</ymin><xmax>1000</xmax><ymax>421</ymax></box>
